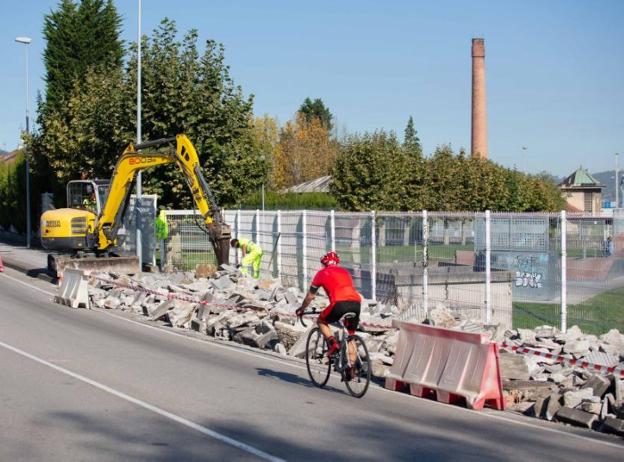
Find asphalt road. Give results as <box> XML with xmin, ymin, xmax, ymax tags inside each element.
<box><xmin>0</xmin><ymin>267</ymin><xmax>622</xmax><ymax>461</ymax></box>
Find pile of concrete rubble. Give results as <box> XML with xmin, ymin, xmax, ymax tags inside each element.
<box><xmin>498</xmin><ymin>325</ymin><xmax>623</xmax><ymax>436</ymax></box>
<box><xmin>423</xmin><ymin>304</ymin><xmax>624</xmax><ymax>436</ymax></box>
<box><xmin>86</xmin><ymin>265</ymin><xmax>398</xmax><ymax>379</ymax></box>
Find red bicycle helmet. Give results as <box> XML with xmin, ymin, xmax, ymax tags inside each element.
<box><xmin>320</xmin><ymin>251</ymin><xmax>340</xmax><ymax>266</ymax></box>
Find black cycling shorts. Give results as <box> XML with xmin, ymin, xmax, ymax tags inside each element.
<box><xmin>320</xmin><ymin>300</ymin><xmax>360</xmax><ymax>330</ymax></box>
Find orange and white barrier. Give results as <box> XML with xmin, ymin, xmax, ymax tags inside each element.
<box><xmin>385</xmin><ymin>320</ymin><xmax>505</xmax><ymax>410</ymax></box>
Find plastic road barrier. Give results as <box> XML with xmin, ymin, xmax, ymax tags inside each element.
<box><xmin>385</xmin><ymin>320</ymin><xmax>505</xmax><ymax>410</ymax></box>
<box><xmin>55</xmin><ymin>268</ymin><xmax>90</xmax><ymax>309</ymax></box>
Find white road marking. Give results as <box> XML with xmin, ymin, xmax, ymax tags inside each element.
<box><xmin>0</xmin><ymin>339</ymin><xmax>285</xmax><ymax>462</ymax></box>
<box><xmin>3</xmin><ymin>270</ymin><xmax>623</xmax><ymax>450</ymax></box>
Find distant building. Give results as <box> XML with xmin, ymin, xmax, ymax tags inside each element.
<box><xmin>559</xmin><ymin>167</ymin><xmax>603</xmax><ymax>213</ymax></box>
<box><xmin>284</xmin><ymin>175</ymin><xmax>332</xmax><ymax>193</ymax></box>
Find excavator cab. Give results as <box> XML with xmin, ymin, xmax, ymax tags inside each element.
<box><xmin>67</xmin><ymin>180</ymin><xmax>110</xmax><ymax>215</ymax></box>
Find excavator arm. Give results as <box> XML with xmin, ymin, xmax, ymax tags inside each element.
<box><xmin>96</xmin><ymin>134</ymin><xmax>231</xmax><ymax>266</ymax></box>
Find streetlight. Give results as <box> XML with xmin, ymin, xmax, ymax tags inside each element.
<box><xmin>615</xmin><ymin>153</ymin><xmax>619</xmax><ymax>209</ymax></box>
<box><xmin>521</xmin><ymin>146</ymin><xmax>528</xmax><ymax>173</ymax></box>
<box><xmin>136</xmin><ymin>0</ymin><xmax>142</xmax><ymax>267</ymax></box>
<box><xmin>15</xmin><ymin>36</ymin><xmax>32</xmax><ymax>248</ymax></box>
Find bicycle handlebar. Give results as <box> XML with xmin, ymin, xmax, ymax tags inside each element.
<box><xmin>298</xmin><ymin>309</ymin><xmax>317</xmax><ymax>327</ymax></box>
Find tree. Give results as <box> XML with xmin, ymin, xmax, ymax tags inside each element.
<box><xmin>274</xmin><ymin>113</ymin><xmax>338</xmax><ymax>189</ymax></box>
<box><xmin>34</xmin><ymin>67</ymin><xmax>132</xmax><ymax>186</ymax></box>
<box><xmin>252</xmin><ymin>115</ymin><xmax>280</xmax><ymax>189</ymax></box>
<box><xmin>331</xmin><ymin>131</ymin><xmax>406</xmax><ymax>211</ymax></box>
<box><xmin>299</xmin><ymin>98</ymin><xmax>333</xmax><ymax>132</ymax></box>
<box><xmin>42</xmin><ymin>0</ymin><xmax>123</xmax><ymax>115</ymax></box>
<box><xmin>403</xmin><ymin>116</ymin><xmax>422</xmax><ymax>157</ymax></box>
<box><xmin>126</xmin><ymin>19</ymin><xmax>264</xmax><ymax>208</ymax></box>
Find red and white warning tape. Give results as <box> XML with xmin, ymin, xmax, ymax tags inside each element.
<box><xmin>85</xmin><ymin>275</ymin><xmax>623</xmax><ymax>376</ymax></box>
<box><xmin>501</xmin><ymin>342</ymin><xmax>624</xmax><ymax>378</ymax></box>
<box><xmin>89</xmin><ymin>274</ymin><xmax>394</xmax><ymax>330</ymax></box>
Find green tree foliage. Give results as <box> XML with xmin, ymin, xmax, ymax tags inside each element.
<box><xmin>30</xmin><ymin>16</ymin><xmax>263</xmax><ymax>211</ymax></box>
<box><xmin>34</xmin><ymin>68</ymin><xmax>132</xmax><ymax>186</ymax></box>
<box><xmin>403</xmin><ymin>116</ymin><xmax>422</xmax><ymax>157</ymax></box>
<box><xmin>0</xmin><ymin>153</ymin><xmax>28</xmax><ymax>232</ymax></box>
<box><xmin>251</xmin><ymin>115</ymin><xmax>280</xmax><ymax>189</ymax></box>
<box><xmin>42</xmin><ymin>0</ymin><xmax>123</xmax><ymax>115</ymax></box>
<box><xmin>128</xmin><ymin>19</ymin><xmax>264</xmax><ymax>208</ymax></box>
<box><xmin>331</xmin><ymin>131</ymin><xmax>407</xmax><ymax>211</ymax></box>
<box><xmin>299</xmin><ymin>97</ymin><xmax>333</xmax><ymax>131</ymax></box>
<box><xmin>238</xmin><ymin>191</ymin><xmax>337</xmax><ymax>210</ymax></box>
<box><xmin>331</xmin><ymin>138</ymin><xmax>565</xmax><ymax>212</ymax></box>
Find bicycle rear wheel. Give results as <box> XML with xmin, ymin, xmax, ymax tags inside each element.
<box><xmin>305</xmin><ymin>327</ymin><xmax>331</xmax><ymax>388</ymax></box>
<box><xmin>344</xmin><ymin>335</ymin><xmax>371</xmax><ymax>398</ymax></box>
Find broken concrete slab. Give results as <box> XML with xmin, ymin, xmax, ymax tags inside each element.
<box><xmin>580</xmin><ymin>401</ymin><xmax>602</xmax><ymax>415</ymax></box>
<box><xmin>545</xmin><ymin>393</ymin><xmax>562</xmax><ymax>421</ymax></box>
<box><xmin>149</xmin><ymin>300</ymin><xmax>175</xmax><ymax>321</ymax></box>
<box><xmin>532</xmin><ymin>396</ymin><xmax>548</xmax><ymax>419</ymax></box>
<box><xmin>499</xmin><ymin>352</ymin><xmax>530</xmax><ymax>381</ymax></box>
<box><xmin>556</xmin><ymin>407</ymin><xmax>597</xmax><ymax>429</ymax></box>
<box><xmin>582</xmin><ymin>374</ymin><xmax>611</xmax><ymax>398</ymax></box>
<box><xmin>563</xmin><ymin>340</ymin><xmax>590</xmax><ymax>356</ymax></box>
<box><xmin>167</xmin><ymin>301</ymin><xmax>197</xmax><ymax>328</ymax></box>
<box><xmin>600</xmin><ymin>416</ymin><xmax>624</xmax><ymax>437</ymax></box>
<box><xmin>274</xmin><ymin>321</ymin><xmax>306</xmax><ymax>350</ymax></box>
<box><xmin>288</xmin><ymin>326</ymin><xmax>314</xmax><ymax>359</ymax></box>
<box><xmin>225</xmin><ymin>311</ymin><xmax>260</xmax><ymax>329</ymax></box>
<box><xmin>613</xmin><ymin>376</ymin><xmax>623</xmax><ymax>402</ymax></box>
<box><xmin>563</xmin><ymin>388</ymin><xmax>594</xmax><ymax>408</ymax></box>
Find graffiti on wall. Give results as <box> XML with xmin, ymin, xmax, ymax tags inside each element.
<box><xmin>514</xmin><ymin>254</ymin><xmax>545</xmax><ymax>289</ymax></box>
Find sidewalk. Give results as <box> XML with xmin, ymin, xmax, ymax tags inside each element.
<box><xmin>0</xmin><ymin>237</ymin><xmax>52</xmax><ymax>281</ymax></box>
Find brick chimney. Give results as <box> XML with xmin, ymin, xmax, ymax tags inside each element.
<box><xmin>471</xmin><ymin>38</ymin><xmax>488</xmax><ymax>159</ymax></box>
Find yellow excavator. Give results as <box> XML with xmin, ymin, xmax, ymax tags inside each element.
<box><xmin>41</xmin><ymin>134</ymin><xmax>231</xmax><ymax>276</ymax></box>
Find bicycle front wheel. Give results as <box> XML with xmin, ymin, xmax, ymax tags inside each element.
<box><xmin>305</xmin><ymin>327</ymin><xmax>331</xmax><ymax>388</ymax></box>
<box><xmin>344</xmin><ymin>335</ymin><xmax>371</xmax><ymax>398</ymax></box>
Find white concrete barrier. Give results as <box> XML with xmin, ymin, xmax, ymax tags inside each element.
<box><xmin>55</xmin><ymin>268</ymin><xmax>90</xmax><ymax>309</ymax></box>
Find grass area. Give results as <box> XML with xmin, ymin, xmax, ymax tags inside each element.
<box><xmin>513</xmin><ymin>286</ymin><xmax>624</xmax><ymax>334</ymax></box>
<box><xmin>336</xmin><ymin>243</ymin><xmax>473</xmax><ymax>265</ymax></box>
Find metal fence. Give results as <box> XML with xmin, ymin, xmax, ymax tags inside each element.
<box><xmin>163</xmin><ymin>209</ymin><xmax>624</xmax><ymax>334</ymax></box>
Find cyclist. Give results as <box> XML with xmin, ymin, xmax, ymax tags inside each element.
<box><xmin>296</xmin><ymin>251</ymin><xmax>361</xmax><ymax>377</ymax></box>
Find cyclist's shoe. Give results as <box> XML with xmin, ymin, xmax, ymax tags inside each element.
<box><xmin>326</xmin><ymin>339</ymin><xmax>340</xmax><ymax>359</ymax></box>
<box><xmin>342</xmin><ymin>366</ymin><xmax>356</xmax><ymax>382</ymax></box>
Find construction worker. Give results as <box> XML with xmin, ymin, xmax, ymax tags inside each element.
<box><xmin>155</xmin><ymin>207</ymin><xmax>169</xmax><ymax>271</ymax></box>
<box><xmin>231</xmin><ymin>238</ymin><xmax>263</xmax><ymax>279</ymax></box>
<box><xmin>82</xmin><ymin>191</ymin><xmax>97</xmax><ymax>213</ymax></box>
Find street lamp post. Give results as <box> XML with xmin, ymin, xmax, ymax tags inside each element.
<box><xmin>136</xmin><ymin>0</ymin><xmax>142</xmax><ymax>267</ymax></box>
<box><xmin>15</xmin><ymin>36</ymin><xmax>32</xmax><ymax>248</ymax></box>
<box><xmin>615</xmin><ymin>153</ymin><xmax>619</xmax><ymax>209</ymax></box>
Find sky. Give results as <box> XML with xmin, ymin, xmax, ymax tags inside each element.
<box><xmin>1</xmin><ymin>0</ymin><xmax>623</xmax><ymax>177</ymax></box>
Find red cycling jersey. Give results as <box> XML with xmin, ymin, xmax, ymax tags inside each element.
<box><xmin>310</xmin><ymin>265</ymin><xmax>361</xmax><ymax>308</ymax></box>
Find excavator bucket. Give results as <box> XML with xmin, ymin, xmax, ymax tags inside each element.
<box><xmin>50</xmin><ymin>254</ymin><xmax>140</xmax><ymax>280</ymax></box>
<box><xmin>213</xmin><ymin>236</ymin><xmax>231</xmax><ymax>268</ymax></box>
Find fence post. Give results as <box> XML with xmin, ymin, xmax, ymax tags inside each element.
<box><xmin>422</xmin><ymin>210</ymin><xmax>429</xmax><ymax>317</ymax></box>
<box><xmin>302</xmin><ymin>210</ymin><xmax>307</xmax><ymax>290</ymax></box>
<box><xmin>277</xmin><ymin>210</ymin><xmax>282</xmax><ymax>282</ymax></box>
<box><xmin>561</xmin><ymin>210</ymin><xmax>567</xmax><ymax>333</ymax></box>
<box><xmin>330</xmin><ymin>209</ymin><xmax>336</xmax><ymax>252</ymax></box>
<box><xmin>236</xmin><ymin>210</ymin><xmax>241</xmax><ymax>266</ymax></box>
<box><xmin>255</xmin><ymin>209</ymin><xmax>260</xmax><ymax>244</ymax></box>
<box><xmin>485</xmin><ymin>210</ymin><xmax>492</xmax><ymax>324</ymax></box>
<box><xmin>371</xmin><ymin>210</ymin><xmax>376</xmax><ymax>301</ymax></box>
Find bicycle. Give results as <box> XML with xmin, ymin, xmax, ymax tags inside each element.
<box><xmin>299</xmin><ymin>309</ymin><xmax>371</xmax><ymax>398</ymax></box>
